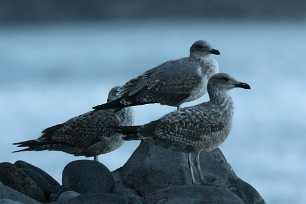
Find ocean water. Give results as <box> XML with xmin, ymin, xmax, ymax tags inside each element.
<box><xmin>1</xmin><ymin>20</ymin><xmax>306</xmax><ymax>203</ymax></box>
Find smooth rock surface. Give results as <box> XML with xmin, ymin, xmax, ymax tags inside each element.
<box><xmin>112</xmin><ymin>171</ymin><xmax>143</xmax><ymax>204</ymax></box>
<box><xmin>62</xmin><ymin>160</ymin><xmax>114</xmax><ymax>194</ymax></box>
<box><xmin>0</xmin><ymin>162</ymin><xmax>46</xmax><ymax>202</ymax></box>
<box><xmin>64</xmin><ymin>193</ymin><xmax>128</xmax><ymax>204</ymax></box>
<box><xmin>145</xmin><ymin>185</ymin><xmax>245</xmax><ymax>204</ymax></box>
<box><xmin>117</xmin><ymin>141</ymin><xmax>229</xmax><ymax>197</ymax></box>
<box><xmin>117</xmin><ymin>141</ymin><xmax>265</xmax><ymax>203</ymax></box>
<box><xmin>14</xmin><ymin>161</ymin><xmax>62</xmax><ymax>201</ymax></box>
<box><xmin>0</xmin><ymin>199</ymin><xmax>24</xmax><ymax>204</ymax></box>
<box><xmin>228</xmin><ymin>176</ymin><xmax>266</xmax><ymax>204</ymax></box>
<box><xmin>14</xmin><ymin>161</ymin><xmax>59</xmax><ymax>186</ymax></box>
<box><xmin>0</xmin><ymin>182</ymin><xmax>40</xmax><ymax>204</ymax></box>
<box><xmin>56</xmin><ymin>190</ymin><xmax>81</xmax><ymax>204</ymax></box>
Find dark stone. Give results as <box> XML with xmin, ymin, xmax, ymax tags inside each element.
<box><xmin>145</xmin><ymin>185</ymin><xmax>245</xmax><ymax>204</ymax></box>
<box><xmin>117</xmin><ymin>141</ymin><xmax>229</xmax><ymax>197</ymax></box>
<box><xmin>228</xmin><ymin>177</ymin><xmax>266</xmax><ymax>204</ymax></box>
<box><xmin>0</xmin><ymin>162</ymin><xmax>46</xmax><ymax>202</ymax></box>
<box><xmin>14</xmin><ymin>160</ymin><xmax>59</xmax><ymax>186</ymax></box>
<box><xmin>112</xmin><ymin>171</ymin><xmax>144</xmax><ymax>204</ymax></box>
<box><xmin>14</xmin><ymin>161</ymin><xmax>64</xmax><ymax>201</ymax></box>
<box><xmin>56</xmin><ymin>190</ymin><xmax>81</xmax><ymax>204</ymax></box>
<box><xmin>117</xmin><ymin>141</ymin><xmax>265</xmax><ymax>203</ymax></box>
<box><xmin>18</xmin><ymin>167</ymin><xmax>62</xmax><ymax>199</ymax></box>
<box><xmin>62</xmin><ymin>160</ymin><xmax>115</xmax><ymax>194</ymax></box>
<box><xmin>48</xmin><ymin>186</ymin><xmax>72</xmax><ymax>203</ymax></box>
<box><xmin>0</xmin><ymin>199</ymin><xmax>24</xmax><ymax>204</ymax></box>
<box><xmin>64</xmin><ymin>193</ymin><xmax>128</xmax><ymax>204</ymax></box>
<box><xmin>0</xmin><ymin>182</ymin><xmax>40</xmax><ymax>204</ymax></box>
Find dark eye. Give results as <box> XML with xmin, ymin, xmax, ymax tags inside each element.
<box><xmin>221</xmin><ymin>77</ymin><xmax>229</xmax><ymax>81</ymax></box>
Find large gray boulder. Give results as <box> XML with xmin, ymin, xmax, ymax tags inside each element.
<box><xmin>0</xmin><ymin>199</ymin><xmax>24</xmax><ymax>204</ymax></box>
<box><xmin>115</xmin><ymin>141</ymin><xmax>265</xmax><ymax>203</ymax></box>
<box><xmin>64</xmin><ymin>193</ymin><xmax>128</xmax><ymax>204</ymax></box>
<box><xmin>145</xmin><ymin>185</ymin><xmax>245</xmax><ymax>204</ymax></box>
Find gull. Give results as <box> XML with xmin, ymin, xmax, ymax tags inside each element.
<box><xmin>93</xmin><ymin>40</ymin><xmax>220</xmax><ymax>112</ymax></box>
<box><xmin>13</xmin><ymin>86</ymin><xmax>134</xmax><ymax>161</ymax></box>
<box><xmin>113</xmin><ymin>73</ymin><xmax>250</xmax><ymax>184</ymax></box>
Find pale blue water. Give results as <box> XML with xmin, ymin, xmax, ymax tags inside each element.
<box><xmin>1</xmin><ymin>20</ymin><xmax>306</xmax><ymax>203</ymax></box>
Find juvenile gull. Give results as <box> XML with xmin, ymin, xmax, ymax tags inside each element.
<box><xmin>93</xmin><ymin>40</ymin><xmax>220</xmax><ymax>111</ymax></box>
<box><xmin>13</xmin><ymin>86</ymin><xmax>134</xmax><ymax>161</ymax></box>
<box><xmin>114</xmin><ymin>73</ymin><xmax>250</xmax><ymax>184</ymax></box>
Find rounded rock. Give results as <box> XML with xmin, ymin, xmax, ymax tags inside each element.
<box><xmin>56</xmin><ymin>191</ymin><xmax>81</xmax><ymax>204</ymax></box>
<box><xmin>228</xmin><ymin>176</ymin><xmax>266</xmax><ymax>204</ymax></box>
<box><xmin>0</xmin><ymin>199</ymin><xmax>24</xmax><ymax>204</ymax></box>
<box><xmin>64</xmin><ymin>193</ymin><xmax>127</xmax><ymax>204</ymax></box>
<box><xmin>111</xmin><ymin>171</ymin><xmax>143</xmax><ymax>204</ymax></box>
<box><xmin>145</xmin><ymin>185</ymin><xmax>245</xmax><ymax>204</ymax></box>
<box><xmin>0</xmin><ymin>182</ymin><xmax>40</xmax><ymax>204</ymax></box>
<box><xmin>117</xmin><ymin>141</ymin><xmax>232</xmax><ymax>197</ymax></box>
<box><xmin>14</xmin><ymin>161</ymin><xmax>59</xmax><ymax>186</ymax></box>
<box><xmin>0</xmin><ymin>162</ymin><xmax>46</xmax><ymax>202</ymax></box>
<box><xmin>62</xmin><ymin>160</ymin><xmax>114</xmax><ymax>194</ymax></box>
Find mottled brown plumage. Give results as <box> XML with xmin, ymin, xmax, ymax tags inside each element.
<box><xmin>115</xmin><ymin>73</ymin><xmax>250</xmax><ymax>184</ymax></box>
<box><xmin>13</xmin><ymin>87</ymin><xmax>134</xmax><ymax>161</ymax></box>
<box><xmin>93</xmin><ymin>40</ymin><xmax>220</xmax><ymax>111</ymax></box>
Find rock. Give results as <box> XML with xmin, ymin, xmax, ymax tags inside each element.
<box><xmin>117</xmin><ymin>141</ymin><xmax>230</xmax><ymax>197</ymax></box>
<box><xmin>0</xmin><ymin>182</ymin><xmax>40</xmax><ymax>204</ymax></box>
<box><xmin>14</xmin><ymin>161</ymin><xmax>63</xmax><ymax>201</ymax></box>
<box><xmin>14</xmin><ymin>161</ymin><xmax>59</xmax><ymax>186</ymax></box>
<box><xmin>56</xmin><ymin>190</ymin><xmax>81</xmax><ymax>204</ymax></box>
<box><xmin>145</xmin><ymin>185</ymin><xmax>245</xmax><ymax>204</ymax></box>
<box><xmin>64</xmin><ymin>193</ymin><xmax>128</xmax><ymax>204</ymax></box>
<box><xmin>62</xmin><ymin>160</ymin><xmax>114</xmax><ymax>194</ymax></box>
<box><xmin>228</xmin><ymin>176</ymin><xmax>266</xmax><ymax>204</ymax></box>
<box><xmin>18</xmin><ymin>167</ymin><xmax>62</xmax><ymax>199</ymax></box>
<box><xmin>0</xmin><ymin>199</ymin><xmax>24</xmax><ymax>204</ymax></box>
<box><xmin>117</xmin><ymin>141</ymin><xmax>265</xmax><ymax>203</ymax></box>
<box><xmin>112</xmin><ymin>171</ymin><xmax>143</xmax><ymax>204</ymax></box>
<box><xmin>0</xmin><ymin>162</ymin><xmax>47</xmax><ymax>202</ymax></box>
<box><xmin>48</xmin><ymin>187</ymin><xmax>72</xmax><ymax>203</ymax></box>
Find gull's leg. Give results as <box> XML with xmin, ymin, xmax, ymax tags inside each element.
<box><xmin>94</xmin><ymin>155</ymin><xmax>99</xmax><ymax>162</ymax></box>
<box><xmin>188</xmin><ymin>153</ymin><xmax>200</xmax><ymax>184</ymax></box>
<box><xmin>195</xmin><ymin>151</ymin><xmax>205</xmax><ymax>184</ymax></box>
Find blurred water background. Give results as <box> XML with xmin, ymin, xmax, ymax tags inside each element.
<box><xmin>1</xmin><ymin>1</ymin><xmax>306</xmax><ymax>203</ymax></box>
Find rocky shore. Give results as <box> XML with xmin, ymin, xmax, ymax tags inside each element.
<box><xmin>0</xmin><ymin>141</ymin><xmax>265</xmax><ymax>204</ymax></box>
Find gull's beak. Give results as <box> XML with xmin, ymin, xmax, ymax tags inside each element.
<box><xmin>210</xmin><ymin>49</ymin><xmax>220</xmax><ymax>55</ymax></box>
<box><xmin>235</xmin><ymin>82</ymin><xmax>251</xmax><ymax>89</ymax></box>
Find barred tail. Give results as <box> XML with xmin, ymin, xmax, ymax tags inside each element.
<box><xmin>113</xmin><ymin>125</ymin><xmax>141</xmax><ymax>140</ymax></box>
<box><xmin>13</xmin><ymin>140</ymin><xmax>43</xmax><ymax>153</ymax></box>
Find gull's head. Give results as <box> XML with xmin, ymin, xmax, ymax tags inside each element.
<box><xmin>190</xmin><ymin>40</ymin><xmax>220</xmax><ymax>56</ymax></box>
<box><xmin>107</xmin><ymin>86</ymin><xmax>121</xmax><ymax>102</ymax></box>
<box><xmin>208</xmin><ymin>73</ymin><xmax>251</xmax><ymax>91</ymax></box>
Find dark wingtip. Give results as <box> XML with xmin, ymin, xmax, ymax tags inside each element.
<box><xmin>211</xmin><ymin>49</ymin><xmax>220</xmax><ymax>55</ymax></box>
<box><xmin>92</xmin><ymin>104</ymin><xmax>102</xmax><ymax>110</ymax></box>
<box><xmin>92</xmin><ymin>104</ymin><xmax>108</xmax><ymax>110</ymax></box>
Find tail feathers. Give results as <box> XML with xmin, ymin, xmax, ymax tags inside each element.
<box><xmin>92</xmin><ymin>98</ymin><xmax>126</xmax><ymax>112</ymax></box>
<box><xmin>112</xmin><ymin>125</ymin><xmax>141</xmax><ymax>140</ymax></box>
<box><xmin>13</xmin><ymin>124</ymin><xmax>63</xmax><ymax>153</ymax></box>
<box><xmin>13</xmin><ymin>140</ymin><xmax>44</xmax><ymax>153</ymax></box>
